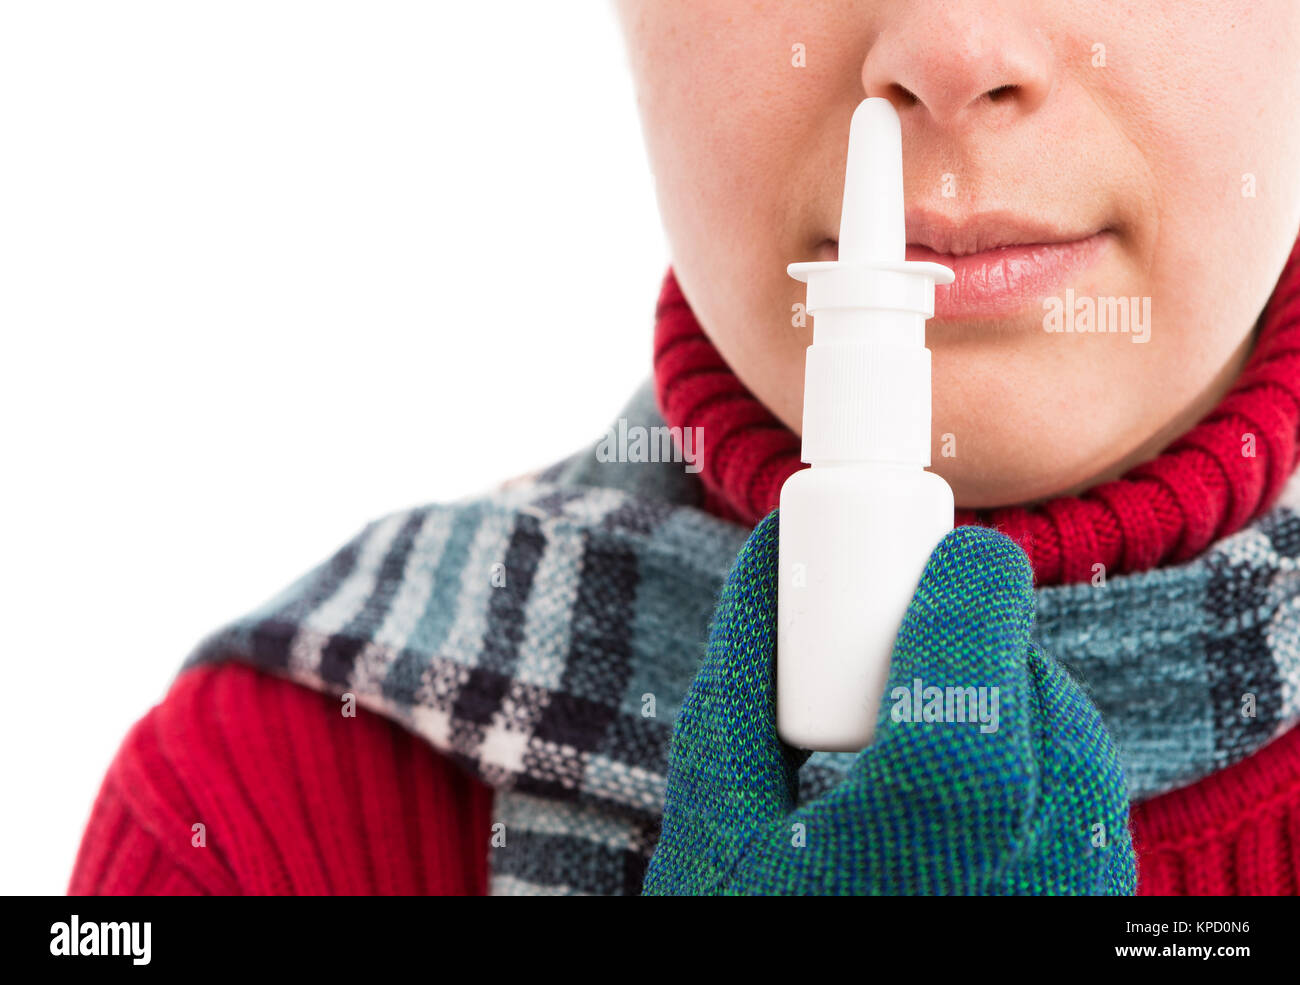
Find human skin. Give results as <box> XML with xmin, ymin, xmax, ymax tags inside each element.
<box><xmin>615</xmin><ymin>0</ymin><xmax>1300</xmax><ymax>507</ymax></box>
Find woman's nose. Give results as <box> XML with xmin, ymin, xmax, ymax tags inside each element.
<box><xmin>860</xmin><ymin>0</ymin><xmax>1055</xmax><ymax>127</ymax></box>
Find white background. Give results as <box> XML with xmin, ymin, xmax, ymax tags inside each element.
<box><xmin>0</xmin><ymin>1</ymin><xmax>665</xmax><ymax>894</ymax></box>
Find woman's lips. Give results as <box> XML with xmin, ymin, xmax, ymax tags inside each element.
<box><xmin>817</xmin><ymin>231</ymin><xmax>1110</xmax><ymax>319</ymax></box>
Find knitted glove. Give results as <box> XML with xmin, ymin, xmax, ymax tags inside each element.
<box><xmin>643</xmin><ymin>510</ymin><xmax>1137</xmax><ymax>895</ymax></box>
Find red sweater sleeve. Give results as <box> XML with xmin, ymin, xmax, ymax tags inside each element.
<box><xmin>68</xmin><ymin>662</ymin><xmax>493</xmax><ymax>895</ymax></box>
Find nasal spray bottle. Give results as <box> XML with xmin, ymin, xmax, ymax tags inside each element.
<box><xmin>778</xmin><ymin>98</ymin><xmax>955</xmax><ymax>752</ymax></box>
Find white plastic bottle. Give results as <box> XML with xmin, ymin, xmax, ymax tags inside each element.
<box><xmin>777</xmin><ymin>98</ymin><xmax>955</xmax><ymax>753</ymax></box>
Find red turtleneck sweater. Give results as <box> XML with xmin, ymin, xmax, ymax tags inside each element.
<box><xmin>70</xmin><ymin>244</ymin><xmax>1300</xmax><ymax>896</ymax></box>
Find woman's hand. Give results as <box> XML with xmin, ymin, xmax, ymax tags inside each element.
<box><xmin>643</xmin><ymin>511</ymin><xmax>1136</xmax><ymax>895</ymax></box>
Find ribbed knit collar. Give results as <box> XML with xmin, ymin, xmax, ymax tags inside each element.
<box><xmin>653</xmin><ymin>237</ymin><xmax>1300</xmax><ymax>586</ymax></box>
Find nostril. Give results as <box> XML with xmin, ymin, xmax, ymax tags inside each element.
<box><xmin>886</xmin><ymin>82</ymin><xmax>920</xmax><ymax>108</ymax></box>
<box><xmin>985</xmin><ymin>84</ymin><xmax>1016</xmax><ymax>103</ymax></box>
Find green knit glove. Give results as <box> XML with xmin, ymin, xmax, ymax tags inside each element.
<box><xmin>643</xmin><ymin>510</ymin><xmax>1137</xmax><ymax>895</ymax></box>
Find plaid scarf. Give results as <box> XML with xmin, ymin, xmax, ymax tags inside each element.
<box><xmin>184</xmin><ymin>379</ymin><xmax>1300</xmax><ymax>895</ymax></box>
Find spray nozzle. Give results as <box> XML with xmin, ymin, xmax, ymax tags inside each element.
<box><xmin>839</xmin><ymin>97</ymin><xmax>906</xmax><ymax>266</ymax></box>
<box><xmin>787</xmin><ymin>97</ymin><xmax>954</xmax><ymax>469</ymax></box>
<box><xmin>789</xmin><ymin>96</ymin><xmax>953</xmax><ymax>288</ymax></box>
